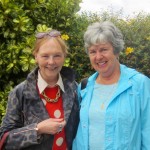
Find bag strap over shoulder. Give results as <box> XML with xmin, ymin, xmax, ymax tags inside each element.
<box><xmin>0</xmin><ymin>132</ymin><xmax>9</xmax><ymax>150</ymax></box>
<box><xmin>81</xmin><ymin>78</ymin><xmax>88</xmax><ymax>90</ymax></box>
<box><xmin>79</xmin><ymin>78</ymin><xmax>88</xmax><ymax>104</ymax></box>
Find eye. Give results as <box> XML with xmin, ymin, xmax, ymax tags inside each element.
<box><xmin>41</xmin><ymin>55</ymin><xmax>49</xmax><ymax>59</ymax></box>
<box><xmin>54</xmin><ymin>54</ymin><xmax>62</xmax><ymax>58</ymax></box>
<box><xmin>102</xmin><ymin>48</ymin><xmax>107</xmax><ymax>51</ymax></box>
<box><xmin>53</xmin><ymin>54</ymin><xmax>64</xmax><ymax>59</ymax></box>
<box><xmin>101</xmin><ymin>48</ymin><xmax>108</xmax><ymax>53</ymax></box>
<box><xmin>89</xmin><ymin>50</ymin><xmax>96</xmax><ymax>55</ymax></box>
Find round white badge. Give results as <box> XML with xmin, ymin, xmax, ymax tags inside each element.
<box><xmin>54</xmin><ymin>109</ymin><xmax>61</xmax><ymax>118</ymax></box>
<box><xmin>56</xmin><ymin>137</ymin><xmax>63</xmax><ymax>146</ymax></box>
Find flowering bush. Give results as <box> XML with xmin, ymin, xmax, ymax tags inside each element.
<box><xmin>0</xmin><ymin>0</ymin><xmax>82</xmax><ymax>122</ymax></box>
<box><xmin>61</xmin><ymin>34</ymin><xmax>69</xmax><ymax>40</ymax></box>
<box><xmin>125</xmin><ymin>47</ymin><xmax>134</xmax><ymax>55</ymax></box>
<box><xmin>68</xmin><ymin>12</ymin><xmax>150</xmax><ymax>81</ymax></box>
<box><xmin>118</xmin><ymin>14</ymin><xmax>150</xmax><ymax>77</ymax></box>
<box><xmin>0</xmin><ymin>0</ymin><xmax>149</xmax><ymax>122</ymax></box>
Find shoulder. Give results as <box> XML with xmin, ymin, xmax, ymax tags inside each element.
<box><xmin>126</xmin><ymin>65</ymin><xmax>149</xmax><ymax>82</ymax></box>
<box><xmin>78</xmin><ymin>72</ymin><xmax>98</xmax><ymax>91</ymax></box>
<box><xmin>60</xmin><ymin>66</ymin><xmax>76</xmax><ymax>82</ymax></box>
<box><xmin>6</xmin><ymin>81</ymin><xmax>26</xmax><ymax>111</ymax></box>
<box><xmin>61</xmin><ymin>67</ymin><xmax>78</xmax><ymax>90</ymax></box>
<box><xmin>121</xmin><ymin>64</ymin><xmax>150</xmax><ymax>89</ymax></box>
<box><xmin>9</xmin><ymin>81</ymin><xmax>26</xmax><ymax>98</ymax></box>
<box><xmin>131</xmin><ymin>73</ymin><xmax>150</xmax><ymax>90</ymax></box>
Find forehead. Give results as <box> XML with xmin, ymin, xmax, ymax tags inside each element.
<box><xmin>38</xmin><ymin>38</ymin><xmax>63</xmax><ymax>53</ymax></box>
<box><xmin>88</xmin><ymin>42</ymin><xmax>112</xmax><ymax>49</ymax></box>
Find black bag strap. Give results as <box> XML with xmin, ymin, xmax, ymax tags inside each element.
<box><xmin>81</xmin><ymin>78</ymin><xmax>88</xmax><ymax>90</ymax></box>
<box><xmin>79</xmin><ymin>78</ymin><xmax>88</xmax><ymax>104</ymax></box>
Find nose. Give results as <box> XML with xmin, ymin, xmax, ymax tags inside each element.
<box><xmin>47</xmin><ymin>56</ymin><xmax>55</xmax><ymax>64</ymax></box>
<box><xmin>95</xmin><ymin>51</ymin><xmax>103</xmax><ymax>59</ymax></box>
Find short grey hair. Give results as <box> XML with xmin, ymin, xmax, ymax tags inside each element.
<box><xmin>84</xmin><ymin>21</ymin><xmax>125</xmax><ymax>54</ymax></box>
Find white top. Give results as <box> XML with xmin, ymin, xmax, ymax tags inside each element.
<box><xmin>89</xmin><ymin>82</ymin><xmax>118</xmax><ymax>150</ymax></box>
<box><xmin>37</xmin><ymin>71</ymin><xmax>65</xmax><ymax>94</ymax></box>
<box><xmin>37</xmin><ymin>71</ymin><xmax>64</xmax><ymax>105</ymax></box>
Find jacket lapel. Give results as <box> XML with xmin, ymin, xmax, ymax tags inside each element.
<box><xmin>62</xmin><ymin>79</ymin><xmax>75</xmax><ymax>123</ymax></box>
<box><xmin>23</xmin><ymin>70</ymin><xmax>49</xmax><ymax>122</ymax></box>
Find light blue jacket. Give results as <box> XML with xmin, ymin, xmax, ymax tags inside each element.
<box><xmin>73</xmin><ymin>64</ymin><xmax>150</xmax><ymax>150</ymax></box>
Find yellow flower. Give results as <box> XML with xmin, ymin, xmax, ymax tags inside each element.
<box><xmin>125</xmin><ymin>47</ymin><xmax>134</xmax><ymax>55</ymax></box>
<box><xmin>146</xmin><ymin>36</ymin><xmax>150</xmax><ymax>41</ymax></box>
<box><xmin>61</xmin><ymin>34</ymin><xmax>69</xmax><ymax>40</ymax></box>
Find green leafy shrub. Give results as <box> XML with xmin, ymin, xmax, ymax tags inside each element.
<box><xmin>68</xmin><ymin>11</ymin><xmax>150</xmax><ymax>81</ymax></box>
<box><xmin>0</xmin><ymin>0</ymin><xmax>81</xmax><ymax>123</ymax></box>
<box><xmin>0</xmin><ymin>0</ymin><xmax>150</xmax><ymax>123</ymax></box>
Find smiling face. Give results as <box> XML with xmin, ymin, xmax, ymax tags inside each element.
<box><xmin>88</xmin><ymin>42</ymin><xmax>120</xmax><ymax>80</ymax></box>
<box><xmin>35</xmin><ymin>38</ymin><xmax>65</xmax><ymax>84</ymax></box>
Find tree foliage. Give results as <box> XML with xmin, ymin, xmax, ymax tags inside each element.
<box><xmin>0</xmin><ymin>0</ymin><xmax>150</xmax><ymax>122</ymax></box>
<box><xmin>68</xmin><ymin>11</ymin><xmax>150</xmax><ymax>81</ymax></box>
<box><xmin>0</xmin><ymin>0</ymin><xmax>82</xmax><ymax>122</ymax></box>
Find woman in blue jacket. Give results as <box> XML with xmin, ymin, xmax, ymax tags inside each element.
<box><xmin>73</xmin><ymin>21</ymin><xmax>150</xmax><ymax>150</ymax></box>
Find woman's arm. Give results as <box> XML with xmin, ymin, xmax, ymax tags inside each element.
<box><xmin>140</xmin><ymin>76</ymin><xmax>150</xmax><ymax>149</ymax></box>
<box><xmin>0</xmin><ymin>83</ymin><xmax>41</xmax><ymax>150</ymax></box>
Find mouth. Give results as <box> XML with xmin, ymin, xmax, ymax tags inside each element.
<box><xmin>97</xmin><ymin>61</ymin><xmax>107</xmax><ymax>67</ymax></box>
<box><xmin>45</xmin><ymin>66</ymin><xmax>58</xmax><ymax>71</ymax></box>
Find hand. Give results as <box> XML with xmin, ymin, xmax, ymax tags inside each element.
<box><xmin>37</xmin><ymin>118</ymin><xmax>66</xmax><ymax>135</ymax></box>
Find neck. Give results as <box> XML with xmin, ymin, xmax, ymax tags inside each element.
<box><xmin>47</xmin><ymin>77</ymin><xmax>58</xmax><ymax>86</ymax></box>
<box><xmin>40</xmin><ymin>71</ymin><xmax>59</xmax><ymax>86</ymax></box>
<box><xmin>96</xmin><ymin>65</ymin><xmax>120</xmax><ymax>85</ymax></box>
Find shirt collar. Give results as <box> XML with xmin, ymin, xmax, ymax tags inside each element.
<box><xmin>37</xmin><ymin>71</ymin><xmax>65</xmax><ymax>94</ymax></box>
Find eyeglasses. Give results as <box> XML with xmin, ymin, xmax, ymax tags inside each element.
<box><xmin>35</xmin><ymin>30</ymin><xmax>61</xmax><ymax>39</ymax></box>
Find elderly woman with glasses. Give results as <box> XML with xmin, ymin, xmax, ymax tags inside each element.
<box><xmin>0</xmin><ymin>30</ymin><xmax>79</xmax><ymax>150</ymax></box>
<box><xmin>72</xmin><ymin>21</ymin><xmax>150</xmax><ymax>150</ymax></box>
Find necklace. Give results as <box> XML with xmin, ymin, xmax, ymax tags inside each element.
<box><xmin>41</xmin><ymin>87</ymin><xmax>61</xmax><ymax>103</ymax></box>
<box><xmin>99</xmin><ymin>83</ymin><xmax>118</xmax><ymax>110</ymax></box>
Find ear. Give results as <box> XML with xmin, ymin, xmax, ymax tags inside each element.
<box><xmin>115</xmin><ymin>53</ymin><xmax>119</xmax><ymax>60</ymax></box>
<box><xmin>34</xmin><ymin>54</ymin><xmax>38</xmax><ymax>64</ymax></box>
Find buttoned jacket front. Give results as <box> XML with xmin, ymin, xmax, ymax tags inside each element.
<box><xmin>0</xmin><ymin>66</ymin><xmax>79</xmax><ymax>150</ymax></box>
<box><xmin>73</xmin><ymin>64</ymin><xmax>150</xmax><ymax>150</ymax></box>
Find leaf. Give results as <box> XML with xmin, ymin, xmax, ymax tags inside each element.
<box><xmin>30</xmin><ymin>59</ymin><xmax>36</xmax><ymax>64</ymax></box>
<box><xmin>4</xmin><ymin>9</ymin><xmax>11</xmax><ymax>14</ymax></box>
<box><xmin>13</xmin><ymin>19</ymin><xmax>19</xmax><ymax>23</ymax></box>
<box><xmin>22</xmin><ymin>64</ymin><xmax>29</xmax><ymax>72</ymax></box>
<box><xmin>6</xmin><ymin>63</ymin><xmax>14</xmax><ymax>71</ymax></box>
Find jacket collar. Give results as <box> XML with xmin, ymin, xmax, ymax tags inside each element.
<box><xmin>23</xmin><ymin>66</ymin><xmax>76</xmax><ymax>122</ymax></box>
<box><xmin>81</xmin><ymin>64</ymin><xmax>139</xmax><ymax>104</ymax></box>
<box><xmin>87</xmin><ymin>64</ymin><xmax>138</xmax><ymax>81</ymax></box>
<box><xmin>27</xmin><ymin>66</ymin><xmax>76</xmax><ymax>82</ymax></box>
<box><xmin>115</xmin><ymin>64</ymin><xmax>138</xmax><ymax>96</ymax></box>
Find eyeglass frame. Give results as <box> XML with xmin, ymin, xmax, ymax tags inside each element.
<box><xmin>35</xmin><ymin>30</ymin><xmax>61</xmax><ymax>39</ymax></box>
